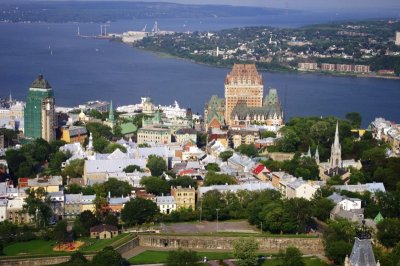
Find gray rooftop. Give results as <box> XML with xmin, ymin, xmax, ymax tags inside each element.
<box><xmin>348</xmin><ymin>237</ymin><xmax>377</xmax><ymax>266</ymax></box>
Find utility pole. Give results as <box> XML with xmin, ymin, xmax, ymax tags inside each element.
<box><xmin>216</xmin><ymin>208</ymin><xmax>220</xmax><ymax>233</ymax></box>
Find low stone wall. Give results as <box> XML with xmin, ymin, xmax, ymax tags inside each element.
<box><xmin>0</xmin><ymin>255</ymin><xmax>94</xmax><ymax>266</ymax></box>
<box><xmin>138</xmin><ymin>235</ymin><xmax>324</xmax><ymax>255</ymax></box>
<box><xmin>115</xmin><ymin>236</ymin><xmax>140</xmax><ymax>254</ymax></box>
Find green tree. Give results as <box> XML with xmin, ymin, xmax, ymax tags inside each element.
<box><xmin>91</xmin><ymin>246</ymin><xmax>128</xmax><ymax>266</ymax></box>
<box><xmin>169</xmin><ymin>176</ymin><xmax>197</xmax><ymax>188</ymax></box>
<box><xmin>377</xmin><ymin>218</ymin><xmax>400</xmax><ymax>248</ymax></box>
<box><xmin>203</xmin><ymin>172</ymin><xmax>236</xmax><ymax>186</ymax></box>
<box><xmin>261</xmin><ymin>131</ymin><xmax>276</xmax><ymax>138</ymax></box>
<box><xmin>62</xmin><ymin>251</ymin><xmax>88</xmax><ymax>266</ymax></box>
<box><xmin>346</xmin><ymin>112</ymin><xmax>362</xmax><ymax>128</ymax></box>
<box><xmin>103</xmin><ymin>143</ymin><xmax>127</xmax><ymax>153</ymax></box>
<box><xmin>233</xmin><ymin>238</ymin><xmax>259</xmax><ymax>266</ymax></box>
<box><xmin>78</xmin><ymin>210</ymin><xmax>99</xmax><ymax>235</ymax></box>
<box><xmin>146</xmin><ymin>155</ymin><xmax>167</xmax><ymax>176</ymax></box>
<box><xmin>72</xmin><ymin>218</ymin><xmax>87</xmax><ymax>238</ymax></box>
<box><xmin>237</xmin><ymin>144</ymin><xmax>258</xmax><ymax>157</ymax></box>
<box><xmin>23</xmin><ymin>188</ymin><xmax>52</xmax><ymax>228</ymax></box>
<box><xmin>104</xmin><ymin>213</ymin><xmax>119</xmax><ymax>227</ymax></box>
<box><xmin>323</xmin><ymin>220</ymin><xmax>356</xmax><ymax>264</ymax></box>
<box><xmin>166</xmin><ymin>248</ymin><xmax>199</xmax><ymax>266</ymax></box>
<box><xmin>205</xmin><ymin>163</ymin><xmax>220</xmax><ymax>172</ymax></box>
<box><xmin>93</xmin><ymin>136</ymin><xmax>109</xmax><ymax>153</ymax></box>
<box><xmin>123</xmin><ymin>165</ymin><xmax>142</xmax><ymax>173</ymax></box>
<box><xmin>53</xmin><ymin>220</ymin><xmax>68</xmax><ymax>243</ymax></box>
<box><xmin>86</xmin><ymin>122</ymin><xmax>112</xmax><ymax>139</ymax></box>
<box><xmin>140</xmin><ymin>176</ymin><xmax>170</xmax><ymax>196</ymax></box>
<box><xmin>103</xmin><ymin>178</ymin><xmax>133</xmax><ymax>197</ymax></box>
<box><xmin>325</xmin><ymin>241</ymin><xmax>353</xmax><ymax>265</ymax></box>
<box><xmin>219</xmin><ymin>150</ymin><xmax>233</xmax><ymax>162</ymax></box>
<box><xmin>121</xmin><ymin>198</ymin><xmax>159</xmax><ymax>226</ymax></box>
<box><xmin>312</xmin><ymin>197</ymin><xmax>335</xmax><ymax>222</ymax></box>
<box><xmin>278</xmin><ymin>246</ymin><xmax>305</xmax><ymax>266</ymax></box>
<box><xmin>62</xmin><ymin>159</ymin><xmax>85</xmax><ymax>178</ymax></box>
<box><xmin>48</xmin><ymin>151</ymin><xmax>68</xmax><ymax>174</ymax></box>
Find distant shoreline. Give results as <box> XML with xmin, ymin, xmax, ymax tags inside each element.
<box><xmin>132</xmin><ymin>46</ymin><xmax>400</xmax><ymax>80</ymax></box>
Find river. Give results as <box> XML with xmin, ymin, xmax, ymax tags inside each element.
<box><xmin>0</xmin><ymin>13</ymin><xmax>399</xmax><ymax>126</ymax></box>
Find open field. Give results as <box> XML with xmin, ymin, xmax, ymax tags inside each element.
<box><xmin>128</xmin><ymin>250</ymin><xmax>327</xmax><ymax>265</ymax></box>
<box><xmin>2</xmin><ymin>233</ymin><xmax>135</xmax><ymax>257</ymax></box>
<box><xmin>128</xmin><ymin>250</ymin><xmax>234</xmax><ymax>264</ymax></box>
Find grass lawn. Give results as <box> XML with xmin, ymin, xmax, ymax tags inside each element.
<box><xmin>129</xmin><ymin>250</ymin><xmax>234</xmax><ymax>264</ymax></box>
<box><xmin>79</xmin><ymin>233</ymin><xmax>133</xmax><ymax>252</ymax></box>
<box><xmin>262</xmin><ymin>257</ymin><xmax>327</xmax><ymax>266</ymax></box>
<box><xmin>3</xmin><ymin>240</ymin><xmax>59</xmax><ymax>256</ymax></box>
<box><xmin>3</xmin><ymin>233</ymin><xmax>135</xmax><ymax>257</ymax></box>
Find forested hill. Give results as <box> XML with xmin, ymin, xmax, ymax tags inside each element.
<box><xmin>0</xmin><ymin>1</ymin><xmax>288</xmax><ymax>23</ymax></box>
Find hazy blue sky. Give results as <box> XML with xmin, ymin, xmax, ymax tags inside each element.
<box><xmin>106</xmin><ymin>0</ymin><xmax>400</xmax><ymax>9</ymax></box>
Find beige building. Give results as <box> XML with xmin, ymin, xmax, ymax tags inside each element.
<box><xmin>353</xmin><ymin>65</ymin><xmax>370</xmax><ymax>73</ymax></box>
<box><xmin>64</xmin><ymin>194</ymin><xmax>96</xmax><ymax>219</ymax></box>
<box><xmin>298</xmin><ymin>62</ymin><xmax>318</xmax><ymax>71</ymax></box>
<box><xmin>41</xmin><ymin>97</ymin><xmax>56</xmax><ymax>142</ymax></box>
<box><xmin>26</xmin><ymin>176</ymin><xmax>62</xmax><ymax>193</ymax></box>
<box><xmin>7</xmin><ymin>198</ymin><xmax>32</xmax><ymax>224</ymax></box>
<box><xmin>90</xmin><ymin>224</ymin><xmax>119</xmax><ymax>239</ymax></box>
<box><xmin>174</xmin><ymin>128</ymin><xmax>197</xmax><ymax>144</ymax></box>
<box><xmin>137</xmin><ymin>127</ymin><xmax>171</xmax><ymax>144</ymax></box>
<box><xmin>336</xmin><ymin>64</ymin><xmax>353</xmax><ymax>72</ymax></box>
<box><xmin>230</xmin><ymin>128</ymin><xmax>260</xmax><ymax>148</ymax></box>
<box><xmin>224</xmin><ymin>64</ymin><xmax>264</xmax><ymax>125</ymax></box>
<box><xmin>321</xmin><ymin>63</ymin><xmax>336</xmax><ymax>71</ymax></box>
<box><xmin>171</xmin><ymin>186</ymin><xmax>196</xmax><ymax>210</ymax></box>
<box><xmin>396</xmin><ymin>31</ymin><xmax>400</xmax><ymax>46</ymax></box>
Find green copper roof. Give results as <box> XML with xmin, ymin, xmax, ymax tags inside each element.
<box><xmin>31</xmin><ymin>74</ymin><xmax>52</xmax><ymax>89</ymax></box>
<box><xmin>120</xmin><ymin>122</ymin><xmax>137</xmax><ymax>135</ymax></box>
<box><xmin>374</xmin><ymin>212</ymin><xmax>384</xmax><ymax>224</ymax></box>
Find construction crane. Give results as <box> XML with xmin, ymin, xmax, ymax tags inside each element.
<box><xmin>141</xmin><ymin>24</ymin><xmax>147</xmax><ymax>32</ymax></box>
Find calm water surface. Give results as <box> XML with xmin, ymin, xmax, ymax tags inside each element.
<box><xmin>0</xmin><ymin>14</ymin><xmax>399</xmax><ymax>126</ymax></box>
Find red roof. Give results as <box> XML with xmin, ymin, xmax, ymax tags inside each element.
<box><xmin>252</xmin><ymin>164</ymin><xmax>265</xmax><ymax>175</ymax></box>
<box><xmin>179</xmin><ymin>169</ymin><xmax>196</xmax><ymax>176</ymax></box>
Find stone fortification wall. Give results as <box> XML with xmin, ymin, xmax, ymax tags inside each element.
<box><xmin>138</xmin><ymin>235</ymin><xmax>323</xmax><ymax>255</ymax></box>
<box><xmin>0</xmin><ymin>254</ymin><xmax>94</xmax><ymax>266</ymax></box>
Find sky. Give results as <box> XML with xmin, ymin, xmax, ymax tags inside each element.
<box><xmin>74</xmin><ymin>0</ymin><xmax>400</xmax><ymax>10</ymax></box>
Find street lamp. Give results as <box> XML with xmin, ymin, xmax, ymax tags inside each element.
<box><xmin>216</xmin><ymin>208</ymin><xmax>220</xmax><ymax>233</ymax></box>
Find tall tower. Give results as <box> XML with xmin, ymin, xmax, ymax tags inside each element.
<box><xmin>109</xmin><ymin>100</ymin><xmax>114</xmax><ymax>123</ymax></box>
<box><xmin>330</xmin><ymin>121</ymin><xmax>342</xmax><ymax>168</ymax></box>
<box><xmin>24</xmin><ymin>75</ymin><xmax>56</xmax><ymax>141</ymax></box>
<box><xmin>224</xmin><ymin>64</ymin><xmax>263</xmax><ymax>126</ymax></box>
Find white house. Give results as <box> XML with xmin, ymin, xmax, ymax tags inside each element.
<box><xmin>328</xmin><ymin>193</ymin><xmax>362</xmax><ymax>211</ymax></box>
<box><xmin>285</xmin><ymin>179</ymin><xmax>324</xmax><ymax>200</ymax></box>
<box><xmin>156</xmin><ymin>196</ymin><xmax>176</xmax><ymax>214</ymax></box>
<box><xmin>0</xmin><ymin>199</ymin><xmax>7</xmax><ymax>222</ymax></box>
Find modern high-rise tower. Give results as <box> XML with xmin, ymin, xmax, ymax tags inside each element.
<box><xmin>224</xmin><ymin>64</ymin><xmax>263</xmax><ymax>125</ymax></box>
<box><xmin>24</xmin><ymin>74</ymin><xmax>56</xmax><ymax>141</ymax></box>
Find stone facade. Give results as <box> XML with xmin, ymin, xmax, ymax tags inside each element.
<box><xmin>138</xmin><ymin>235</ymin><xmax>323</xmax><ymax>254</ymax></box>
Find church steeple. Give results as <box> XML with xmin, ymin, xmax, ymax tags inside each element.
<box><xmin>330</xmin><ymin>121</ymin><xmax>342</xmax><ymax>168</ymax></box>
<box><xmin>307</xmin><ymin>146</ymin><xmax>311</xmax><ymax>157</ymax></box>
<box><xmin>315</xmin><ymin>145</ymin><xmax>320</xmax><ymax>164</ymax></box>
